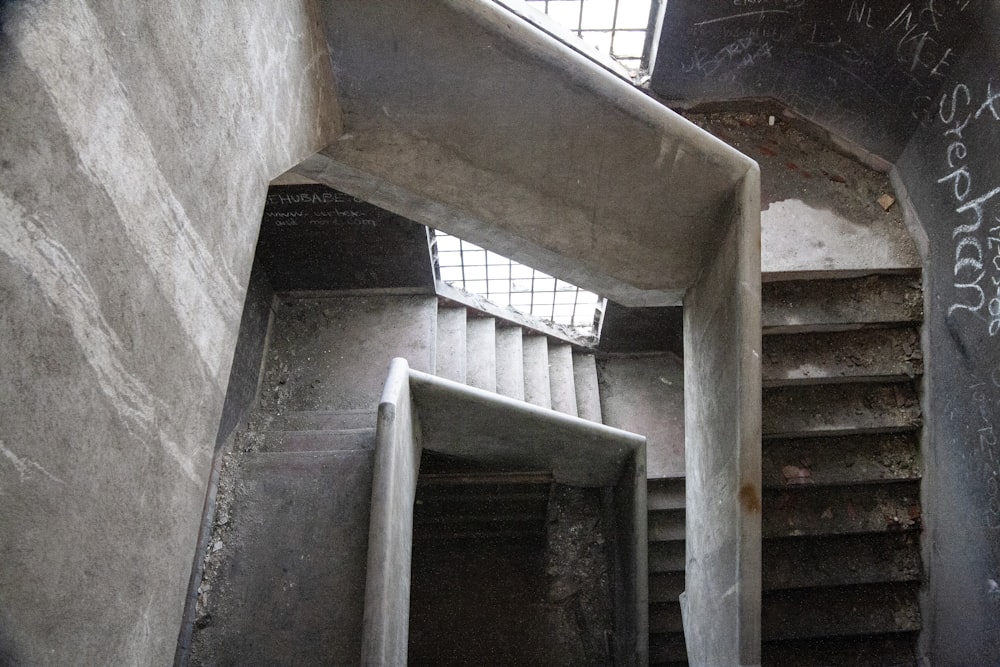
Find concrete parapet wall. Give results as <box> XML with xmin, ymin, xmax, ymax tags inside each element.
<box><xmin>0</xmin><ymin>2</ymin><xmax>340</xmax><ymax>663</ymax></box>
<box><xmin>682</xmin><ymin>168</ymin><xmax>762</xmax><ymax>666</ymax></box>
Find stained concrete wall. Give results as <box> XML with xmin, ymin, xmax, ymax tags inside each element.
<box><xmin>0</xmin><ymin>2</ymin><xmax>340</xmax><ymax>663</ymax></box>
<box><xmin>682</xmin><ymin>171</ymin><xmax>762</xmax><ymax>666</ymax></box>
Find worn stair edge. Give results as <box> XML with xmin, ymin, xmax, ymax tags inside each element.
<box><xmin>761</xmin><ymin>632</ymin><xmax>917</xmax><ymax>667</ymax></box>
<box><xmin>762</xmin><ymin>531</ymin><xmax>921</xmax><ymax>590</ymax></box>
<box><xmin>522</xmin><ymin>335</ymin><xmax>552</xmax><ymax>409</ymax></box>
<box><xmin>762</xmin><ymin>273</ymin><xmax>923</xmax><ymax>334</ymax></box>
<box><xmin>547</xmin><ymin>342</ymin><xmax>579</xmax><ymax>417</ymax></box>
<box><xmin>649</xmin><ymin>602</ymin><xmax>684</xmax><ymax>634</ymax></box>
<box><xmin>762</xmin><ymin>432</ymin><xmax>921</xmax><ymax>488</ymax></box>
<box><xmin>465</xmin><ymin>316</ymin><xmax>497</xmax><ymax>392</ymax></box>
<box><xmin>649</xmin><ymin>571</ymin><xmax>685</xmax><ymax>603</ymax></box>
<box><xmin>762</xmin><ymin>481</ymin><xmax>921</xmax><ymax>538</ymax></box>
<box><xmin>762</xmin><ymin>327</ymin><xmax>923</xmax><ymax>387</ymax></box>
<box><xmin>494</xmin><ymin>325</ymin><xmax>526</xmax><ymax>401</ymax></box>
<box><xmin>762</xmin><ymin>382</ymin><xmax>921</xmax><ymax>439</ymax></box>
<box><xmin>649</xmin><ymin>631</ymin><xmax>688</xmax><ymax>664</ymax></box>
<box><xmin>572</xmin><ymin>352</ymin><xmax>603</xmax><ymax>423</ymax></box>
<box><xmin>761</xmin><ymin>581</ymin><xmax>921</xmax><ymax>641</ymax></box>
<box><xmin>648</xmin><ymin>509</ymin><xmax>685</xmax><ymax>542</ymax></box>
<box><xmin>436</xmin><ymin>305</ymin><xmax>467</xmax><ymax>383</ymax></box>
<box><xmin>264</xmin><ymin>409</ymin><xmax>377</xmax><ymax>432</ymax></box>
<box><xmin>647</xmin><ymin>477</ymin><xmax>685</xmax><ymax>511</ymax></box>
<box><xmin>648</xmin><ymin>540</ymin><xmax>686</xmax><ymax>574</ymax></box>
<box><xmin>260</xmin><ymin>428</ymin><xmax>376</xmax><ymax>452</ymax></box>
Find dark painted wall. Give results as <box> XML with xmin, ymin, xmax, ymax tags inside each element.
<box><xmin>897</xmin><ymin>8</ymin><xmax>1000</xmax><ymax>662</ymax></box>
<box><xmin>651</xmin><ymin>0</ymin><xmax>978</xmax><ymax>160</ymax></box>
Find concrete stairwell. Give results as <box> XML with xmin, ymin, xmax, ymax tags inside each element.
<box><xmin>759</xmin><ymin>272</ymin><xmax>924</xmax><ymax>665</ymax></box>
<box><xmin>434</xmin><ymin>303</ymin><xmax>603</xmax><ymax>422</ymax></box>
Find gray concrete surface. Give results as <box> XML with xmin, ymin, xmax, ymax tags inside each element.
<box><xmin>0</xmin><ymin>2</ymin><xmax>339</xmax><ymax>664</ymax></box>
<box><xmin>465</xmin><ymin>316</ymin><xmax>497</xmax><ymax>392</ymax></box>
<box><xmin>435</xmin><ymin>305</ymin><xmax>467</xmax><ymax>383</ymax></box>
<box><xmin>682</xmin><ymin>171</ymin><xmax>762</xmax><ymax>666</ymax></box>
<box><xmin>495</xmin><ymin>326</ymin><xmax>526</xmax><ymax>401</ymax></box>
<box><xmin>523</xmin><ymin>335</ymin><xmax>553</xmax><ymax>409</ymax></box>
<box><xmin>548</xmin><ymin>343</ymin><xmax>579</xmax><ymax>417</ymax></box>
<box><xmin>598</xmin><ymin>354</ymin><xmax>685</xmax><ymax>478</ymax></box>
<box><xmin>364</xmin><ymin>359</ymin><xmax>648</xmax><ymax>665</ymax></box>
<box><xmin>573</xmin><ymin>353</ymin><xmax>603</xmax><ymax>423</ymax></box>
<box><xmin>266</xmin><ymin>295</ymin><xmax>436</xmax><ymax>412</ymax></box>
<box><xmin>297</xmin><ymin>0</ymin><xmax>752</xmax><ymax>307</ymax></box>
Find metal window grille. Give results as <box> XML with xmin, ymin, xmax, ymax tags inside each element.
<box><xmin>432</xmin><ymin>230</ymin><xmax>601</xmax><ymax>332</ymax></box>
<box><xmin>524</xmin><ymin>0</ymin><xmax>655</xmax><ymax>75</ymax></box>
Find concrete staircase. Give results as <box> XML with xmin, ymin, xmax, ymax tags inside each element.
<box><xmin>759</xmin><ymin>272</ymin><xmax>924</xmax><ymax>666</ymax></box>
<box><xmin>435</xmin><ymin>303</ymin><xmax>603</xmax><ymax>422</ymax></box>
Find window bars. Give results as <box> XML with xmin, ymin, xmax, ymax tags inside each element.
<box><xmin>524</xmin><ymin>0</ymin><xmax>655</xmax><ymax>75</ymax></box>
<box><xmin>432</xmin><ymin>230</ymin><xmax>602</xmax><ymax>332</ymax></box>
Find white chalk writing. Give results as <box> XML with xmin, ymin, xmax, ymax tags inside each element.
<box><xmin>969</xmin><ymin>377</ymin><xmax>1000</xmax><ymax>531</ymax></box>
<box><xmin>936</xmin><ymin>81</ymin><xmax>1000</xmax><ymax>335</ymax></box>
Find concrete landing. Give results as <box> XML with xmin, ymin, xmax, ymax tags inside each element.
<box><xmin>191</xmin><ymin>449</ymin><xmax>374</xmax><ymax>665</ymax></box>
<box><xmin>267</xmin><ymin>294</ymin><xmax>436</xmax><ymax>411</ymax></box>
<box><xmin>597</xmin><ymin>354</ymin><xmax>685</xmax><ymax>478</ymax></box>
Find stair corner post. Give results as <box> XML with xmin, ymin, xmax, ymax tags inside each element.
<box><xmin>681</xmin><ymin>163</ymin><xmax>762</xmax><ymax>667</ymax></box>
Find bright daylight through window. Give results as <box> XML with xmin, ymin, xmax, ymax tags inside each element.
<box><xmin>433</xmin><ymin>231</ymin><xmax>603</xmax><ymax>333</ymax></box>
<box><xmin>523</xmin><ymin>0</ymin><xmax>655</xmax><ymax>77</ymax></box>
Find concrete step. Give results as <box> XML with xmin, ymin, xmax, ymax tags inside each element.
<box><xmin>762</xmin><ymin>480</ymin><xmax>921</xmax><ymax>538</ymax></box>
<box><xmin>465</xmin><ymin>316</ymin><xmax>497</xmax><ymax>392</ymax></box>
<box><xmin>571</xmin><ymin>352</ymin><xmax>602</xmax><ymax>423</ymax></box>
<box><xmin>522</xmin><ymin>335</ymin><xmax>552</xmax><ymax>409</ymax></box>
<box><xmin>762</xmin><ymin>273</ymin><xmax>922</xmax><ymax>334</ymax></box>
<box><xmin>762</xmin><ymin>327</ymin><xmax>923</xmax><ymax>386</ymax></box>
<box><xmin>762</xmin><ymin>382</ymin><xmax>921</xmax><ymax>438</ymax></box>
<box><xmin>649</xmin><ymin>629</ymin><xmax>688</xmax><ymax>664</ymax></box>
<box><xmin>265</xmin><ymin>409</ymin><xmax>377</xmax><ymax>431</ymax></box>
<box><xmin>649</xmin><ymin>601</ymin><xmax>684</xmax><ymax>634</ymax></box>
<box><xmin>261</xmin><ymin>428</ymin><xmax>376</xmax><ymax>453</ymax></box>
<box><xmin>761</xmin><ymin>582</ymin><xmax>920</xmax><ymax>641</ymax></box>
<box><xmin>649</xmin><ymin>571</ymin><xmax>685</xmax><ymax>603</ymax></box>
<box><xmin>195</xmin><ymin>450</ymin><xmax>374</xmax><ymax>665</ymax></box>
<box><xmin>547</xmin><ymin>342</ymin><xmax>578</xmax><ymax>417</ymax></box>
<box><xmin>762</xmin><ymin>432</ymin><xmax>920</xmax><ymax>488</ymax></box>
<box><xmin>648</xmin><ymin>540</ymin><xmax>685</xmax><ymax>574</ymax></box>
<box><xmin>762</xmin><ymin>532</ymin><xmax>921</xmax><ymax>591</ymax></box>
<box><xmin>649</xmin><ymin>509</ymin><xmax>685</xmax><ymax>542</ymax></box>
<box><xmin>436</xmin><ymin>305</ymin><xmax>467</xmax><ymax>383</ymax></box>
<box><xmin>761</xmin><ymin>632</ymin><xmax>917</xmax><ymax>666</ymax></box>
<box><xmin>494</xmin><ymin>325</ymin><xmax>525</xmax><ymax>401</ymax></box>
<box><xmin>647</xmin><ymin>476</ymin><xmax>685</xmax><ymax>511</ymax></box>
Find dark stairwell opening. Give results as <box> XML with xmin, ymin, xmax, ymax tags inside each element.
<box><xmin>408</xmin><ymin>451</ymin><xmax>617</xmax><ymax>666</ymax></box>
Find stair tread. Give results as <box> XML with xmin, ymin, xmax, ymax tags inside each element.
<box><xmin>264</xmin><ymin>409</ymin><xmax>377</xmax><ymax>431</ymax></box>
<box><xmin>762</xmin><ymin>327</ymin><xmax>923</xmax><ymax>386</ymax></box>
<box><xmin>762</xmin><ymin>273</ymin><xmax>922</xmax><ymax>334</ymax></box>
<box><xmin>763</xmin><ymin>432</ymin><xmax>920</xmax><ymax>488</ymax></box>
<box><xmin>522</xmin><ymin>335</ymin><xmax>552</xmax><ymax>409</ymax></box>
<box><xmin>260</xmin><ymin>428</ymin><xmax>375</xmax><ymax>452</ymax></box>
<box><xmin>763</xmin><ymin>481</ymin><xmax>921</xmax><ymax>538</ymax></box>
<box><xmin>649</xmin><ymin>571</ymin><xmax>685</xmax><ymax>603</ymax></box>
<box><xmin>649</xmin><ymin>509</ymin><xmax>686</xmax><ymax>542</ymax></box>
<box><xmin>649</xmin><ymin>602</ymin><xmax>684</xmax><ymax>634</ymax></box>
<box><xmin>762</xmin><ymin>382</ymin><xmax>921</xmax><ymax>438</ymax></box>
<box><xmin>548</xmin><ymin>342</ymin><xmax>579</xmax><ymax>417</ymax></box>
<box><xmin>762</xmin><ymin>582</ymin><xmax>921</xmax><ymax>641</ymax></box>
<box><xmin>436</xmin><ymin>306</ymin><xmax>467</xmax><ymax>383</ymax></box>
<box><xmin>647</xmin><ymin>477</ymin><xmax>685</xmax><ymax>510</ymax></box>
<box><xmin>761</xmin><ymin>632</ymin><xmax>917</xmax><ymax>667</ymax></box>
<box><xmin>572</xmin><ymin>352</ymin><xmax>603</xmax><ymax>423</ymax></box>
<box><xmin>763</xmin><ymin>531</ymin><xmax>921</xmax><ymax>590</ymax></box>
<box><xmin>648</xmin><ymin>540</ymin><xmax>686</xmax><ymax>573</ymax></box>
<box><xmin>465</xmin><ymin>316</ymin><xmax>497</xmax><ymax>392</ymax></box>
<box><xmin>495</xmin><ymin>326</ymin><xmax>526</xmax><ymax>400</ymax></box>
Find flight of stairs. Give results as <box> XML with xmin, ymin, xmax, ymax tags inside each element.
<box><xmin>647</xmin><ymin>271</ymin><xmax>925</xmax><ymax>666</ymax></box>
<box><xmin>759</xmin><ymin>272</ymin><xmax>924</xmax><ymax>665</ymax></box>
<box><xmin>434</xmin><ymin>301</ymin><xmax>603</xmax><ymax>421</ymax></box>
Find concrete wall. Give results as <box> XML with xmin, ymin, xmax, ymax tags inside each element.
<box><xmin>0</xmin><ymin>2</ymin><xmax>340</xmax><ymax>663</ymax></box>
